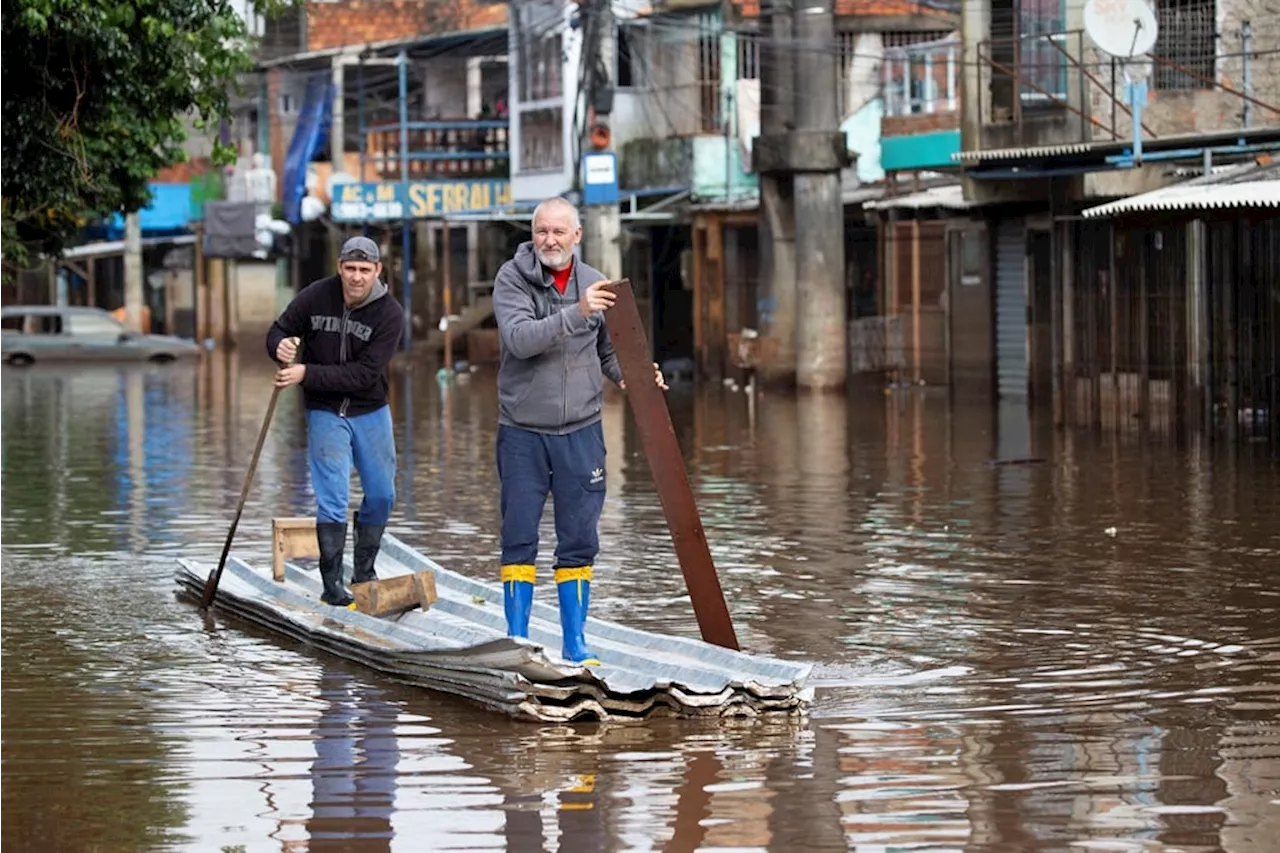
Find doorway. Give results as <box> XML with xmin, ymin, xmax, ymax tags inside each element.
<box><xmin>649</xmin><ymin>225</ymin><xmax>694</xmax><ymax>368</ymax></box>
<box><xmin>1027</xmin><ymin>229</ymin><xmax>1053</xmax><ymax>405</ymax></box>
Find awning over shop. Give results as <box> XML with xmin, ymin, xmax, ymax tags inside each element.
<box><xmin>1082</xmin><ymin>160</ymin><xmax>1280</xmax><ymax>219</ymax></box>
<box><xmin>863</xmin><ymin>183</ymin><xmax>971</xmax><ymax>211</ymax></box>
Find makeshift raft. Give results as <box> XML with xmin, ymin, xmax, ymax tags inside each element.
<box><xmin>174</xmin><ymin>532</ymin><xmax>812</xmax><ymax>723</ymax></box>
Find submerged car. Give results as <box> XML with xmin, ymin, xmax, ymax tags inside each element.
<box><xmin>1</xmin><ymin>305</ymin><xmax>200</xmax><ymax>365</ymax></box>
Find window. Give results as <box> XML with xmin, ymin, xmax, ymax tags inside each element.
<box><xmin>1153</xmin><ymin>0</ymin><xmax>1215</xmax><ymax>91</ymax></box>
<box><xmin>989</xmin><ymin>0</ymin><xmax>1067</xmax><ymax>117</ymax></box>
<box><xmin>260</xmin><ymin>6</ymin><xmax>305</xmax><ymax>60</ymax></box>
<box><xmin>882</xmin><ymin>32</ymin><xmax>959</xmax><ymax>117</ymax></box>
<box><xmin>1018</xmin><ymin>0</ymin><xmax>1068</xmax><ymax>106</ymax></box>
<box><xmin>737</xmin><ymin>34</ymin><xmax>759</xmax><ymax>80</ymax></box>
<box><xmin>520</xmin><ymin>32</ymin><xmax>563</xmax><ymax>102</ymax></box>
<box><xmin>697</xmin><ymin>21</ymin><xmax>721</xmax><ymax>133</ymax></box>
<box><xmin>66</xmin><ymin>313</ymin><xmax>125</xmax><ymax>338</ymax></box>
<box><xmin>617</xmin><ymin>25</ymin><xmax>642</xmax><ymax>88</ymax></box>
<box><xmin>519</xmin><ymin>108</ymin><xmax>563</xmax><ymax>171</ymax></box>
<box><xmin>7</xmin><ymin>313</ymin><xmax>62</xmax><ymax>334</ymax></box>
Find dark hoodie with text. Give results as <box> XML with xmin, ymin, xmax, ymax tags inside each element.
<box><xmin>492</xmin><ymin>242</ymin><xmax>623</xmax><ymax>435</ymax></box>
<box><xmin>266</xmin><ymin>274</ymin><xmax>404</xmax><ymax>418</ymax></box>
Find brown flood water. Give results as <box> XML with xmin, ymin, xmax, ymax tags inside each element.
<box><xmin>2</xmin><ymin>353</ymin><xmax>1278</xmax><ymax>852</ymax></box>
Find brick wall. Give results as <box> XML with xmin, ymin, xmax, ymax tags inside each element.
<box><xmin>307</xmin><ymin>0</ymin><xmax>507</xmax><ymax>51</ymax></box>
<box><xmin>154</xmin><ymin>159</ymin><xmax>215</xmax><ymax>183</ymax></box>
<box><xmin>882</xmin><ymin>111</ymin><xmax>959</xmax><ymax>136</ymax></box>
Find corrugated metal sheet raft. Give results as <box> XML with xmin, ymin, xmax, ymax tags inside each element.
<box><xmin>174</xmin><ymin>533</ymin><xmax>813</xmax><ymax>723</ymax></box>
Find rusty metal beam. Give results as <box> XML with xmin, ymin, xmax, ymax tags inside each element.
<box><xmin>1149</xmin><ymin>52</ymin><xmax>1280</xmax><ymax>116</ymax></box>
<box><xmin>603</xmin><ymin>279</ymin><xmax>740</xmax><ymax>651</ymax></box>
<box><xmin>1047</xmin><ymin>38</ymin><xmax>1156</xmax><ymax>139</ymax></box>
<box><xmin>57</xmin><ymin>259</ymin><xmax>91</xmax><ymax>283</ymax></box>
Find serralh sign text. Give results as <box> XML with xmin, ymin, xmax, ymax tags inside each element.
<box><xmin>331</xmin><ymin>180</ymin><xmax>513</xmax><ymax>222</ymax></box>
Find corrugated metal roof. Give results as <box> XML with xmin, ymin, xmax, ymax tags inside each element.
<box><xmin>863</xmin><ymin>183</ymin><xmax>970</xmax><ymax>210</ymax></box>
<box><xmin>256</xmin><ymin>26</ymin><xmax>508</xmax><ymax>70</ymax></box>
<box><xmin>954</xmin><ymin>128</ymin><xmax>1280</xmax><ymax>166</ymax></box>
<box><xmin>1082</xmin><ymin>160</ymin><xmax>1280</xmax><ymax>218</ymax></box>
<box><xmin>953</xmin><ymin>142</ymin><xmax>1096</xmax><ymax>162</ymax></box>
<box><xmin>176</xmin><ymin>533</ymin><xmax>813</xmax><ymax>723</ymax></box>
<box><xmin>1081</xmin><ymin>181</ymin><xmax>1280</xmax><ymax>218</ymax></box>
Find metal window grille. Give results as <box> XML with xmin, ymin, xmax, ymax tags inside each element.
<box><xmin>1153</xmin><ymin>0</ymin><xmax>1216</xmax><ymax>91</ymax></box>
<box><xmin>698</xmin><ymin>17</ymin><xmax>722</xmax><ymax>133</ymax></box>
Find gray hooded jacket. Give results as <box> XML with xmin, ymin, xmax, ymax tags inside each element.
<box><xmin>492</xmin><ymin>242</ymin><xmax>623</xmax><ymax>435</ymax></box>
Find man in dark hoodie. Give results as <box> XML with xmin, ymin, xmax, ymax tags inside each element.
<box><xmin>266</xmin><ymin>236</ymin><xmax>405</xmax><ymax>607</ymax></box>
<box><xmin>493</xmin><ymin>197</ymin><xmax>667</xmax><ymax>665</ymax></box>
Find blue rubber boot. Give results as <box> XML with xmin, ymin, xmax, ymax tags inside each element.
<box><xmin>555</xmin><ymin>567</ymin><xmax>600</xmax><ymax>665</ymax></box>
<box><xmin>502</xmin><ymin>564</ymin><xmax>535</xmax><ymax>638</ymax></box>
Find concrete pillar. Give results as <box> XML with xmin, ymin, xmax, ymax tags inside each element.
<box><xmin>793</xmin><ymin>0</ymin><xmax>846</xmax><ymax>390</ymax></box>
<box><xmin>123</xmin><ymin>213</ymin><xmax>144</xmax><ymax>332</ymax></box>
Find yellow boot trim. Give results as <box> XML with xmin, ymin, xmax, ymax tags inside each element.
<box><xmin>555</xmin><ymin>567</ymin><xmax>601</xmax><ymax>665</ymax></box>
<box><xmin>501</xmin><ymin>564</ymin><xmax>537</xmax><ymax>584</ymax></box>
<box><xmin>554</xmin><ymin>566</ymin><xmax>593</xmax><ymax>584</ymax></box>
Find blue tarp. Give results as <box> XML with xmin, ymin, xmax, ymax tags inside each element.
<box><xmin>104</xmin><ymin>184</ymin><xmax>194</xmax><ymax>235</ymax></box>
<box><xmin>283</xmin><ymin>75</ymin><xmax>334</xmax><ymax>224</ymax></box>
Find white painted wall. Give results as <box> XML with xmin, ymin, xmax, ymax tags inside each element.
<box><xmin>508</xmin><ymin>0</ymin><xmax>583</xmax><ymax>203</ymax></box>
<box><xmin>237</xmin><ymin>261</ymin><xmax>280</xmax><ymax>331</ymax></box>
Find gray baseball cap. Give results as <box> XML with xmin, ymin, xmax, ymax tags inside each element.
<box><xmin>339</xmin><ymin>236</ymin><xmax>380</xmax><ymax>263</ymax></box>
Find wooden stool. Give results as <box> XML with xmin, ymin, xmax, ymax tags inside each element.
<box><xmin>272</xmin><ymin>517</ymin><xmax>319</xmax><ymax>582</ymax></box>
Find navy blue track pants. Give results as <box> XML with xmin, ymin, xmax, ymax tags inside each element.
<box><xmin>497</xmin><ymin>422</ymin><xmax>606</xmax><ymax>570</ymax></box>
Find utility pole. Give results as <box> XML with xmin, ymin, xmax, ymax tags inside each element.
<box><xmin>579</xmin><ymin>0</ymin><xmax>623</xmax><ymax>280</ymax></box>
<box><xmin>123</xmin><ymin>212</ymin><xmax>144</xmax><ymax>332</ymax></box>
<box><xmin>793</xmin><ymin>0</ymin><xmax>846</xmax><ymax>389</ymax></box>
<box><xmin>755</xmin><ymin>0</ymin><xmax>797</xmax><ymax>387</ymax></box>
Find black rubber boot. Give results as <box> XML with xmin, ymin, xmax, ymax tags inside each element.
<box><xmin>316</xmin><ymin>521</ymin><xmax>354</xmax><ymax>607</ymax></box>
<box><xmin>351</xmin><ymin>511</ymin><xmax>385</xmax><ymax>584</ymax></box>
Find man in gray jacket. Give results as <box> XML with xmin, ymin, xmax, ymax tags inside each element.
<box><xmin>492</xmin><ymin>197</ymin><xmax>665</xmax><ymax>665</ymax></box>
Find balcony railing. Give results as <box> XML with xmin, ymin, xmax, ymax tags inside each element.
<box><xmin>882</xmin><ymin>35</ymin><xmax>960</xmax><ymax>118</ymax></box>
<box><xmin>363</xmin><ymin>120</ymin><xmax>510</xmax><ymax>181</ymax></box>
<box><xmin>977</xmin><ymin>29</ymin><xmax>1083</xmax><ymax>126</ymax></box>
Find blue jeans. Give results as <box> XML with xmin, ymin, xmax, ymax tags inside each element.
<box><xmin>497</xmin><ymin>422</ymin><xmax>607</xmax><ymax>569</ymax></box>
<box><xmin>307</xmin><ymin>406</ymin><xmax>397</xmax><ymax>525</ymax></box>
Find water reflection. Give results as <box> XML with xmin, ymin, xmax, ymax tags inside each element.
<box><xmin>305</xmin><ymin>673</ymin><xmax>399</xmax><ymax>850</ymax></box>
<box><xmin>2</xmin><ymin>353</ymin><xmax>1278</xmax><ymax>852</ymax></box>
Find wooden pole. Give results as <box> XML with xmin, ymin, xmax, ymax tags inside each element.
<box><xmin>208</xmin><ymin>257</ymin><xmax>226</xmax><ymax>346</ymax></box>
<box><xmin>604</xmin><ymin>279</ymin><xmax>740</xmax><ymax>650</ymax></box>
<box><xmin>912</xmin><ymin>219</ymin><xmax>921</xmax><ymax>383</ymax></box>
<box><xmin>442</xmin><ymin>220</ymin><xmax>453</xmax><ymax>371</ymax></box>
<box><xmin>194</xmin><ymin>223</ymin><xmax>207</xmax><ymax>341</ymax></box>
<box><xmin>201</xmin><ymin>341</ymin><xmax>297</xmax><ymax>607</ymax></box>
<box><xmin>224</xmin><ymin>259</ymin><xmax>240</xmax><ymax>349</ymax></box>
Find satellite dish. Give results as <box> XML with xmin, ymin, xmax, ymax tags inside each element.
<box><xmin>1084</xmin><ymin>0</ymin><xmax>1159</xmax><ymax>58</ymax></box>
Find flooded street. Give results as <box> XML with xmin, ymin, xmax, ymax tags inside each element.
<box><xmin>3</xmin><ymin>353</ymin><xmax>1278</xmax><ymax>852</ymax></box>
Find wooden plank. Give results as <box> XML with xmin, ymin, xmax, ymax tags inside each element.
<box><xmin>604</xmin><ymin>279</ymin><xmax>740</xmax><ymax>651</ymax></box>
<box><xmin>692</xmin><ymin>221</ymin><xmax>705</xmax><ymax>369</ymax></box>
<box><xmin>272</xmin><ymin>516</ymin><xmax>318</xmax><ymax>582</ymax></box>
<box><xmin>706</xmin><ymin>215</ymin><xmax>726</xmax><ymax>381</ymax></box>
<box><xmin>351</xmin><ymin>571</ymin><xmax>439</xmax><ymax>618</ymax></box>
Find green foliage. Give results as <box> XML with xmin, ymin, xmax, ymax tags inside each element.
<box><xmin>1</xmin><ymin>0</ymin><xmax>295</xmax><ymax>269</ymax></box>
